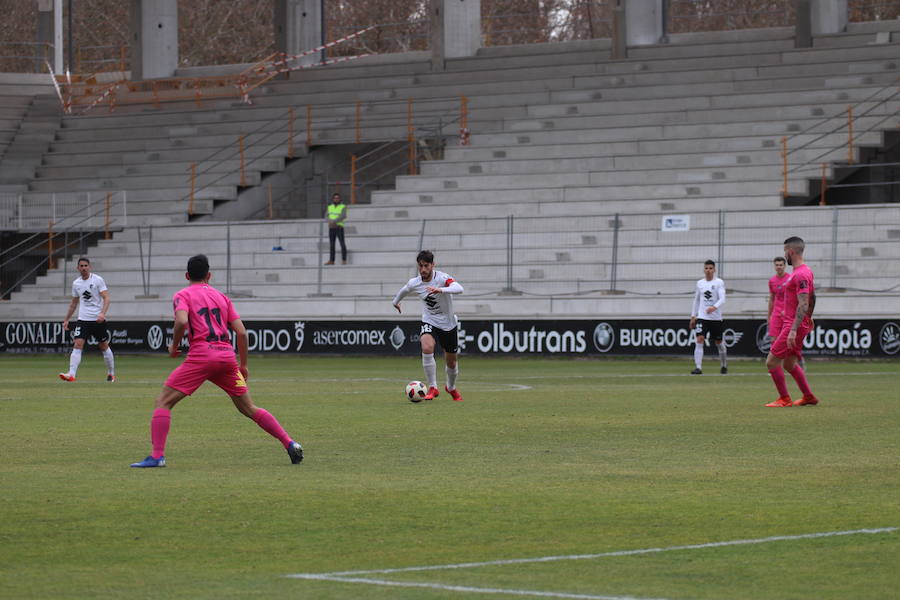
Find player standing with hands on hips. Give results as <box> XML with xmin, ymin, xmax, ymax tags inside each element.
<box><xmin>59</xmin><ymin>257</ymin><xmax>115</xmax><ymax>382</ymax></box>
<box><xmin>392</xmin><ymin>250</ymin><xmax>464</xmax><ymax>401</ymax></box>
<box><xmin>689</xmin><ymin>259</ymin><xmax>728</xmax><ymax>375</ymax></box>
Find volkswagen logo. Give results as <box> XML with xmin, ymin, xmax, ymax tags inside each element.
<box><xmin>390</xmin><ymin>325</ymin><xmax>405</xmax><ymax>350</ymax></box>
<box><xmin>593</xmin><ymin>322</ymin><xmax>614</xmax><ymax>353</ymax></box>
<box><xmin>147</xmin><ymin>325</ymin><xmax>164</xmax><ymax>350</ymax></box>
<box><xmin>880</xmin><ymin>322</ymin><xmax>900</xmax><ymax>355</ymax></box>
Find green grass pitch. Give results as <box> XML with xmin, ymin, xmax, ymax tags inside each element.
<box><xmin>1</xmin><ymin>353</ymin><xmax>898</xmax><ymax>599</ymax></box>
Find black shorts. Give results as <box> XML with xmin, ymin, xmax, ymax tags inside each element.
<box><xmin>71</xmin><ymin>320</ymin><xmax>110</xmax><ymax>344</ymax></box>
<box><xmin>695</xmin><ymin>319</ymin><xmax>724</xmax><ymax>342</ymax></box>
<box><xmin>420</xmin><ymin>322</ymin><xmax>458</xmax><ymax>354</ymax></box>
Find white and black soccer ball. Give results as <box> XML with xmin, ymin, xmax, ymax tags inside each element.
<box><xmin>406</xmin><ymin>380</ymin><xmax>428</xmax><ymax>402</ymax></box>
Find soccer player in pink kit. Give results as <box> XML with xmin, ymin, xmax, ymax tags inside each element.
<box><xmin>765</xmin><ymin>237</ymin><xmax>819</xmax><ymax>408</ymax></box>
<box><xmin>131</xmin><ymin>254</ymin><xmax>303</xmax><ymax>467</ymax></box>
<box><xmin>767</xmin><ymin>256</ymin><xmax>789</xmax><ymax>338</ymax></box>
<box><xmin>392</xmin><ymin>250</ymin><xmax>464</xmax><ymax>401</ymax></box>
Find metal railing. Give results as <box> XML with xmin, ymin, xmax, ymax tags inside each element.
<box><xmin>780</xmin><ymin>77</ymin><xmax>900</xmax><ymax>196</ymax></box>
<box><xmin>29</xmin><ymin>204</ymin><xmax>893</xmax><ymax>304</ymax></box>
<box><xmin>191</xmin><ymin>95</ymin><xmax>470</xmax><ymax>221</ymax></box>
<box><xmin>0</xmin><ymin>192</ymin><xmax>127</xmax><ymax>299</ymax></box>
<box><xmin>0</xmin><ymin>41</ymin><xmax>54</xmax><ymax>73</ymax></box>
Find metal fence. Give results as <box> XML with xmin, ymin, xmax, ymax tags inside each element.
<box><xmin>0</xmin><ymin>191</ymin><xmax>127</xmax><ymax>231</ymax></box>
<box><xmin>18</xmin><ymin>204</ymin><xmax>893</xmax><ymax>302</ymax></box>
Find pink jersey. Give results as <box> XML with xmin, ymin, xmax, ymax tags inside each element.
<box><xmin>172</xmin><ymin>283</ymin><xmax>240</xmax><ymax>361</ymax></box>
<box><xmin>768</xmin><ymin>272</ymin><xmax>790</xmax><ymax>319</ymax></box>
<box><xmin>782</xmin><ymin>264</ymin><xmax>814</xmax><ymax>329</ymax></box>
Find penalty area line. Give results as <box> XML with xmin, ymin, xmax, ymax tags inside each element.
<box><xmin>288</xmin><ymin>526</ymin><xmax>898</xmax><ymax>579</ymax></box>
<box><xmin>288</xmin><ymin>574</ymin><xmax>668</xmax><ymax>600</ymax></box>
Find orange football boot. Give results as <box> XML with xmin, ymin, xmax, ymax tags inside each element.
<box><xmin>765</xmin><ymin>396</ymin><xmax>793</xmax><ymax>407</ymax></box>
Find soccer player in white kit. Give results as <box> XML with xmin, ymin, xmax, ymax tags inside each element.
<box><xmin>392</xmin><ymin>250</ymin><xmax>464</xmax><ymax>401</ymax></box>
<box><xmin>59</xmin><ymin>257</ymin><xmax>116</xmax><ymax>382</ymax></box>
<box><xmin>689</xmin><ymin>259</ymin><xmax>727</xmax><ymax>375</ymax></box>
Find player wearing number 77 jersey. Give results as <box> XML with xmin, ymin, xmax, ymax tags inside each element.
<box><xmin>130</xmin><ymin>254</ymin><xmax>303</xmax><ymax>468</ymax></box>
<box><xmin>392</xmin><ymin>250</ymin><xmax>464</xmax><ymax>401</ymax></box>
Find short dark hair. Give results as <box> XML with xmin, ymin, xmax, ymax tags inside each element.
<box><xmin>332</xmin><ymin>192</ymin><xmax>341</xmax><ymax>199</ymax></box>
<box><xmin>416</xmin><ymin>250</ymin><xmax>434</xmax><ymax>264</ymax></box>
<box><xmin>187</xmin><ymin>254</ymin><xmax>210</xmax><ymax>282</ymax></box>
<box><xmin>704</xmin><ymin>259</ymin><xmax>715</xmax><ymax>267</ymax></box>
<box><xmin>77</xmin><ymin>257</ymin><xmax>90</xmax><ymax>265</ymax></box>
<box><xmin>774</xmin><ymin>256</ymin><xmax>786</xmax><ymax>263</ymax></box>
<box><xmin>784</xmin><ymin>236</ymin><xmax>805</xmax><ymax>253</ymax></box>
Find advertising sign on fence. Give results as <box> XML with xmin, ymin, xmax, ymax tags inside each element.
<box><xmin>2</xmin><ymin>319</ymin><xmax>898</xmax><ymax>357</ymax></box>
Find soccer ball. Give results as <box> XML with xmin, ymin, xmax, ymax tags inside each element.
<box><xmin>406</xmin><ymin>380</ymin><xmax>428</xmax><ymax>402</ymax></box>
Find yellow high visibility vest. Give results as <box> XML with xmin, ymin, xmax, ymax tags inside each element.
<box><xmin>327</xmin><ymin>203</ymin><xmax>346</xmax><ymax>227</ymax></box>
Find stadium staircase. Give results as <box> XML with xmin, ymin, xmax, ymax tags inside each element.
<box><xmin>1</xmin><ymin>22</ymin><xmax>899</xmax><ymax>321</ymax></box>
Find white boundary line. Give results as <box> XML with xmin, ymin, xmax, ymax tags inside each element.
<box><xmin>286</xmin><ymin>527</ymin><xmax>898</xmax><ymax>599</ymax></box>
<box><xmin>289</xmin><ymin>574</ymin><xmax>666</xmax><ymax>600</ymax></box>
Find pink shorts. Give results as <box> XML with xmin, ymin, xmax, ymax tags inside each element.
<box><xmin>768</xmin><ymin>314</ymin><xmax>783</xmax><ymax>338</ymax></box>
<box><xmin>164</xmin><ymin>359</ymin><xmax>248</xmax><ymax>397</ymax></box>
<box><xmin>771</xmin><ymin>321</ymin><xmax>811</xmax><ymax>359</ymax></box>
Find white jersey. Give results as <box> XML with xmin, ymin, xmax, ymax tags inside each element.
<box><xmin>71</xmin><ymin>273</ymin><xmax>108</xmax><ymax>321</ymax></box>
<box><xmin>691</xmin><ymin>277</ymin><xmax>725</xmax><ymax>322</ymax></box>
<box><xmin>392</xmin><ymin>270</ymin><xmax>463</xmax><ymax>331</ymax></box>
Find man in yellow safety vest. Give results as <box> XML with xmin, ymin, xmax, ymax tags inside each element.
<box><xmin>325</xmin><ymin>192</ymin><xmax>348</xmax><ymax>265</ymax></box>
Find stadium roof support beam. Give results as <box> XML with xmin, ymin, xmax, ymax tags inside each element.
<box><xmin>430</xmin><ymin>0</ymin><xmax>481</xmax><ymax>72</ymax></box>
<box><xmin>129</xmin><ymin>0</ymin><xmax>178</xmax><ymax>80</ymax></box>
<box><xmin>274</xmin><ymin>0</ymin><xmax>323</xmax><ymax>69</ymax></box>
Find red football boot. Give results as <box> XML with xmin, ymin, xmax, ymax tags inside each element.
<box><xmin>765</xmin><ymin>396</ymin><xmax>793</xmax><ymax>407</ymax></box>
<box><xmin>423</xmin><ymin>386</ymin><xmax>440</xmax><ymax>400</ymax></box>
<box><xmin>445</xmin><ymin>386</ymin><xmax>463</xmax><ymax>402</ymax></box>
<box><xmin>793</xmin><ymin>394</ymin><xmax>819</xmax><ymax>406</ymax></box>
<box><xmin>58</xmin><ymin>373</ymin><xmax>76</xmax><ymax>382</ymax></box>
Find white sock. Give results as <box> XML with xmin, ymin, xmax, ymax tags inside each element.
<box><xmin>68</xmin><ymin>348</ymin><xmax>82</xmax><ymax>376</ymax></box>
<box><xmin>103</xmin><ymin>348</ymin><xmax>115</xmax><ymax>375</ymax></box>
<box><xmin>446</xmin><ymin>364</ymin><xmax>458</xmax><ymax>390</ymax></box>
<box><xmin>717</xmin><ymin>343</ymin><xmax>727</xmax><ymax>368</ymax></box>
<box><xmin>422</xmin><ymin>353</ymin><xmax>437</xmax><ymax>388</ymax></box>
<box><xmin>693</xmin><ymin>343</ymin><xmax>703</xmax><ymax>369</ymax></box>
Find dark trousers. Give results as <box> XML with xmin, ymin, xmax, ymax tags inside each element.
<box><xmin>329</xmin><ymin>227</ymin><xmax>347</xmax><ymax>261</ymax></box>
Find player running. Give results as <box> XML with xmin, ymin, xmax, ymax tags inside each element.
<box><xmin>392</xmin><ymin>250</ymin><xmax>464</xmax><ymax>401</ymax></box>
<box><xmin>689</xmin><ymin>260</ymin><xmax>728</xmax><ymax>375</ymax></box>
<box><xmin>130</xmin><ymin>254</ymin><xmax>303</xmax><ymax>467</ymax></box>
<box><xmin>59</xmin><ymin>257</ymin><xmax>115</xmax><ymax>382</ymax></box>
<box><xmin>765</xmin><ymin>237</ymin><xmax>819</xmax><ymax>407</ymax></box>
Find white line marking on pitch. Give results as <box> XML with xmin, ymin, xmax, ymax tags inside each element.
<box><xmin>286</xmin><ymin>527</ymin><xmax>898</xmax><ymax>600</ymax></box>
<box><xmin>301</xmin><ymin>527</ymin><xmax>897</xmax><ymax>578</ymax></box>
<box><xmin>289</xmin><ymin>574</ymin><xmax>666</xmax><ymax>600</ymax></box>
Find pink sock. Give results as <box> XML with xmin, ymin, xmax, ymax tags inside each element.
<box><xmin>787</xmin><ymin>365</ymin><xmax>813</xmax><ymax>397</ymax></box>
<box><xmin>151</xmin><ymin>408</ymin><xmax>171</xmax><ymax>459</ymax></box>
<box><xmin>768</xmin><ymin>368</ymin><xmax>789</xmax><ymax>398</ymax></box>
<box><xmin>252</xmin><ymin>408</ymin><xmax>292</xmax><ymax>448</ymax></box>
